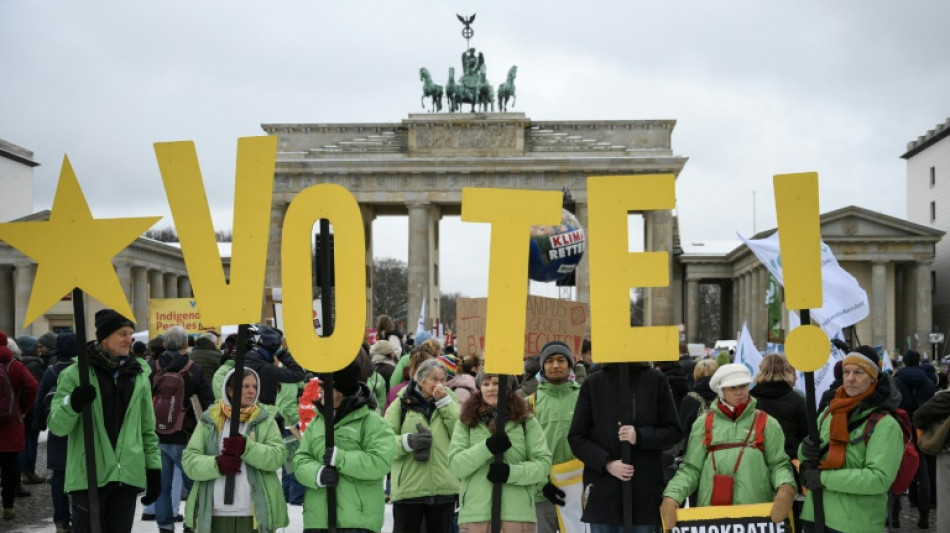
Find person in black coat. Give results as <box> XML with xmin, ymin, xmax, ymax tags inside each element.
<box><xmin>677</xmin><ymin>342</ymin><xmax>697</xmax><ymax>389</ymax></box>
<box><xmin>817</xmin><ymin>360</ymin><xmax>843</xmax><ymax>413</ymax></box>
<box><xmin>568</xmin><ymin>363</ymin><xmax>683</xmax><ymax>530</ymax></box>
<box><xmin>677</xmin><ymin>359</ymin><xmax>719</xmax><ymax>440</ymax></box>
<box><xmin>241</xmin><ymin>324</ymin><xmax>306</xmax><ymax>409</ymax></box>
<box><xmin>655</xmin><ymin>360</ymin><xmax>690</xmax><ymax>410</ymax></box>
<box><xmin>749</xmin><ymin>354</ymin><xmax>808</xmax><ymax>460</ymax></box>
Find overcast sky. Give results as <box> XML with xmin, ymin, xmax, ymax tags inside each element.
<box><xmin>4</xmin><ymin>1</ymin><xmax>950</xmax><ymax>299</ymax></box>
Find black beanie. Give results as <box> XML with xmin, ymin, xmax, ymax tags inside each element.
<box><xmin>95</xmin><ymin>309</ymin><xmax>135</xmax><ymax>342</ymax></box>
<box><xmin>322</xmin><ymin>360</ymin><xmax>362</xmax><ymax>396</ymax></box>
<box><xmin>904</xmin><ymin>350</ymin><xmax>921</xmax><ymax>367</ymax></box>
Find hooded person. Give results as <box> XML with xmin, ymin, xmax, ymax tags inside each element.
<box><xmin>446</xmin><ymin>354</ymin><xmax>480</xmax><ymax>406</ymax></box>
<box><xmin>189</xmin><ymin>333</ymin><xmax>223</xmax><ymax>381</ymax></box>
<box><xmin>0</xmin><ymin>331</ymin><xmax>39</xmax><ymax>520</ymax></box>
<box><xmin>797</xmin><ymin>346</ymin><xmax>905</xmax><ymax>533</ymax></box>
<box><xmin>661</xmin><ymin>364</ymin><xmax>797</xmax><ymax>530</ymax></box>
<box><xmin>241</xmin><ymin>325</ymin><xmax>307</xmax><ymax>421</ymax></box>
<box><xmin>47</xmin><ymin>309</ymin><xmax>162</xmax><ymax>533</ymax></box>
<box><xmin>293</xmin><ymin>358</ymin><xmax>396</xmax><ymax>532</ymax></box>
<box><xmin>16</xmin><ymin>335</ymin><xmax>46</xmax><ymax>486</ymax></box>
<box><xmin>182</xmin><ymin>367</ymin><xmax>288</xmax><ymax>533</ymax></box>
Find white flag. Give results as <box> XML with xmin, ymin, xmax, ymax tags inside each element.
<box><xmin>793</xmin><ymin>327</ymin><xmax>846</xmax><ymax>408</ymax></box>
<box><xmin>737</xmin><ymin>322</ymin><xmax>763</xmax><ymax>379</ymax></box>
<box><xmin>738</xmin><ymin>231</ymin><xmax>869</xmax><ymax>336</ymax></box>
<box><xmin>416</xmin><ymin>299</ymin><xmax>427</xmax><ymax>335</ymax></box>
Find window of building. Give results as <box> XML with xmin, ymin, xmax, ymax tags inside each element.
<box><xmin>931</xmin><ymin>166</ymin><xmax>936</xmax><ymax>187</ymax></box>
<box><xmin>931</xmin><ymin>201</ymin><xmax>936</xmax><ymax>222</ymax></box>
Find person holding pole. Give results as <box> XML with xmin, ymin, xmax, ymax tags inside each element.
<box><xmin>47</xmin><ymin>309</ymin><xmax>162</xmax><ymax>533</ymax></box>
<box><xmin>182</xmin><ymin>367</ymin><xmax>288</xmax><ymax>533</ymax></box>
<box><xmin>567</xmin><ymin>362</ymin><xmax>682</xmax><ymax>533</ymax></box>
<box><xmin>796</xmin><ymin>346</ymin><xmax>904</xmax><ymax>533</ymax></box>
<box><xmin>448</xmin><ymin>370</ymin><xmax>552</xmax><ymax>533</ymax></box>
<box><xmin>294</xmin><ymin>358</ymin><xmax>395</xmax><ymax>533</ymax></box>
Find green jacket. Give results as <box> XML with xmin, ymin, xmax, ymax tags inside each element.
<box><xmin>182</xmin><ymin>401</ymin><xmax>289</xmax><ymax>533</ymax></box>
<box><xmin>389</xmin><ymin>354</ymin><xmax>411</xmax><ymax>388</ymax></box>
<box><xmin>798</xmin><ymin>404</ymin><xmax>903</xmax><ymax>532</ymax></box>
<box><xmin>292</xmin><ymin>386</ymin><xmax>395</xmax><ymax>532</ymax></box>
<box><xmin>276</xmin><ymin>382</ymin><xmax>301</xmax><ymax>427</ymax></box>
<box><xmin>384</xmin><ymin>383</ymin><xmax>460</xmax><ymax>501</ymax></box>
<box><xmin>212</xmin><ymin>359</ymin><xmax>235</xmax><ymax>401</ymax></box>
<box><xmin>48</xmin><ymin>356</ymin><xmax>161</xmax><ymax>492</ymax></box>
<box><xmin>366</xmin><ymin>371</ymin><xmax>387</xmax><ymax>415</ymax></box>
<box><xmin>448</xmin><ymin>415</ymin><xmax>552</xmax><ymax>525</ymax></box>
<box><xmin>528</xmin><ymin>380</ymin><xmax>580</xmax><ymax>502</ymax></box>
<box><xmin>663</xmin><ymin>398</ymin><xmax>796</xmax><ymax>506</ymax></box>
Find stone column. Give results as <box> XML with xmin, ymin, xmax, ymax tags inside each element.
<box><xmin>428</xmin><ymin>204</ymin><xmax>442</xmax><ymax>329</ymax></box>
<box><xmin>361</xmin><ymin>205</ymin><xmax>376</xmax><ymax>328</ymax></box>
<box><xmin>13</xmin><ymin>263</ymin><xmax>35</xmax><ymax>336</ymax></box>
<box><xmin>731</xmin><ymin>278</ymin><xmax>739</xmax><ymax>339</ymax></box>
<box><xmin>178</xmin><ymin>276</ymin><xmax>192</xmax><ymax>299</ymax></box>
<box><xmin>116</xmin><ymin>264</ymin><xmax>133</xmax><ymax>314</ymax></box>
<box><xmin>744</xmin><ymin>272</ymin><xmax>753</xmax><ymax>333</ymax></box>
<box><xmin>149</xmin><ymin>269</ymin><xmax>165</xmax><ymax>300</ymax></box>
<box><xmin>871</xmin><ymin>262</ymin><xmax>887</xmax><ymax>349</ymax></box>
<box><xmin>0</xmin><ymin>266</ymin><xmax>14</xmax><ymax>334</ymax></box>
<box><xmin>645</xmin><ymin>209</ymin><xmax>674</xmax><ymax>326</ymax></box>
<box><xmin>132</xmin><ymin>266</ymin><xmax>148</xmax><ymax>328</ymax></box>
<box><xmin>916</xmin><ymin>261</ymin><xmax>933</xmax><ymax>357</ymax></box>
<box><xmin>686</xmin><ymin>278</ymin><xmax>699</xmax><ymax>343</ymax></box>
<box><xmin>574</xmin><ymin>202</ymin><xmax>590</xmax><ymax>305</ymax></box>
<box><xmin>265</xmin><ymin>201</ymin><xmax>287</xmax><ymax>290</ymax></box>
<box><xmin>163</xmin><ymin>273</ymin><xmax>178</xmax><ymax>298</ymax></box>
<box><xmin>407</xmin><ymin>201</ymin><xmax>431</xmax><ymax>333</ymax></box>
<box><xmin>756</xmin><ymin>267</ymin><xmax>768</xmax><ymax>347</ymax></box>
<box><xmin>736</xmin><ymin>273</ymin><xmax>745</xmax><ymax>332</ymax></box>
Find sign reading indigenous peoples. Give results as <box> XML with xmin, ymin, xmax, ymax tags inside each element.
<box><xmin>148</xmin><ymin>297</ymin><xmax>219</xmax><ymax>338</ymax></box>
<box><xmin>667</xmin><ymin>503</ymin><xmax>793</xmax><ymax>533</ymax></box>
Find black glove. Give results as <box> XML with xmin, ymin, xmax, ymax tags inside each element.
<box><xmin>318</xmin><ymin>465</ymin><xmax>339</xmax><ymax>488</ymax></box>
<box><xmin>70</xmin><ymin>385</ymin><xmax>97</xmax><ymax>413</ymax></box>
<box><xmin>487</xmin><ymin>462</ymin><xmax>510</xmax><ymax>483</ymax></box>
<box><xmin>542</xmin><ymin>482</ymin><xmax>566</xmax><ymax>506</ymax></box>
<box><xmin>800</xmin><ymin>467</ymin><xmax>823</xmax><ymax>491</ymax></box>
<box><xmin>216</xmin><ymin>454</ymin><xmax>242</xmax><ymax>475</ymax></box>
<box><xmin>407</xmin><ymin>423</ymin><xmax>433</xmax><ymax>451</ymax></box>
<box><xmin>485</xmin><ymin>432</ymin><xmax>512</xmax><ymax>455</ymax></box>
<box><xmin>222</xmin><ymin>435</ymin><xmax>246</xmax><ymax>457</ymax></box>
<box><xmin>800</xmin><ymin>436</ymin><xmax>821</xmax><ymax>463</ymax></box>
<box><xmin>140</xmin><ymin>469</ymin><xmax>161</xmax><ymax>505</ymax></box>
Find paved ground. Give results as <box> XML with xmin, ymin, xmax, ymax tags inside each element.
<box><xmin>3</xmin><ymin>434</ymin><xmax>936</xmax><ymax>532</ymax></box>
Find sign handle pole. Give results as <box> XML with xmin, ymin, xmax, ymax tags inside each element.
<box><xmin>801</xmin><ymin>310</ymin><xmax>825</xmax><ymax>533</ymax></box>
<box><xmin>319</xmin><ymin>218</ymin><xmax>338</xmax><ymax>533</ymax></box>
<box><xmin>71</xmin><ymin>289</ymin><xmax>101</xmax><ymax>533</ymax></box>
<box><xmin>224</xmin><ymin>323</ymin><xmax>249</xmax><ymax>504</ymax></box>
<box><xmin>490</xmin><ymin>374</ymin><xmax>509</xmax><ymax>533</ymax></box>
<box><xmin>619</xmin><ymin>363</ymin><xmax>633</xmax><ymax>533</ymax></box>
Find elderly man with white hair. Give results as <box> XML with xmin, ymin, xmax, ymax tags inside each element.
<box><xmin>660</xmin><ymin>363</ymin><xmax>797</xmax><ymax>530</ymax></box>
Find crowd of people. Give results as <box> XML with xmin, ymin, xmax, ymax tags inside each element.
<box><xmin>1</xmin><ymin>309</ymin><xmax>949</xmax><ymax>533</ymax></box>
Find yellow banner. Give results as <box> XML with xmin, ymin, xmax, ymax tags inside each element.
<box><xmin>147</xmin><ymin>298</ymin><xmax>219</xmax><ymax>339</ymax></box>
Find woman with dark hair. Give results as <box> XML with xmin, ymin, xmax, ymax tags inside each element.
<box><xmin>376</xmin><ymin>315</ymin><xmax>404</xmax><ymax>355</ymax></box>
<box><xmin>449</xmin><ymin>371</ymin><xmax>552</xmax><ymax>532</ymax></box>
<box><xmin>750</xmin><ymin>354</ymin><xmax>808</xmax><ymax>460</ymax></box>
<box><xmin>797</xmin><ymin>345</ymin><xmax>905</xmax><ymax>533</ymax></box>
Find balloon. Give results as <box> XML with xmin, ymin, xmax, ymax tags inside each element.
<box><xmin>527</xmin><ymin>209</ymin><xmax>586</xmax><ymax>283</ymax></box>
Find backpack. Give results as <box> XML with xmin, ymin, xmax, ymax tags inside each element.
<box><xmin>152</xmin><ymin>359</ymin><xmax>195</xmax><ymax>435</ymax></box>
<box><xmin>851</xmin><ymin>408</ymin><xmax>919</xmax><ymax>495</ymax></box>
<box><xmin>0</xmin><ymin>361</ymin><xmax>18</xmax><ymax>423</ymax></box>
<box><xmin>703</xmin><ymin>409</ymin><xmax>768</xmax><ymax>454</ymax></box>
<box><xmin>688</xmin><ymin>391</ymin><xmax>712</xmax><ymax>418</ymax></box>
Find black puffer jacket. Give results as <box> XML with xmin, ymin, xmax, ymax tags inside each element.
<box><xmin>895</xmin><ymin>365</ymin><xmax>937</xmax><ymax>416</ymax></box>
<box><xmin>656</xmin><ymin>361</ymin><xmax>690</xmax><ymax>409</ymax></box>
<box><xmin>243</xmin><ymin>347</ymin><xmax>306</xmax><ymax>407</ymax></box>
<box><xmin>750</xmin><ymin>380</ymin><xmax>808</xmax><ymax>458</ymax></box>
<box><xmin>568</xmin><ymin>363</ymin><xmax>683</xmax><ymax>527</ymax></box>
<box><xmin>678</xmin><ymin>377</ymin><xmax>717</xmax><ymax>437</ymax></box>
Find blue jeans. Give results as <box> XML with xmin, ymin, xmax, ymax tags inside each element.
<box><xmin>156</xmin><ymin>443</ymin><xmax>193</xmax><ymax>528</ymax></box>
<box><xmin>588</xmin><ymin>524</ymin><xmax>659</xmax><ymax>533</ymax></box>
<box><xmin>281</xmin><ymin>466</ymin><xmax>306</xmax><ymax>505</ymax></box>
<box><xmin>51</xmin><ymin>469</ymin><xmax>70</xmax><ymax>525</ymax></box>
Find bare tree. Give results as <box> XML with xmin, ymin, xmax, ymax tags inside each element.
<box><xmin>372</xmin><ymin>257</ymin><xmax>408</xmax><ymax>325</ymax></box>
<box><xmin>698</xmin><ymin>283</ymin><xmax>723</xmax><ymax>346</ymax></box>
<box><xmin>440</xmin><ymin>292</ymin><xmax>462</xmax><ymax>330</ymax></box>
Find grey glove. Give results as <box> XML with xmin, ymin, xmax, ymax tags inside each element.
<box><xmin>408</xmin><ymin>423</ymin><xmax>432</xmax><ymax>461</ymax></box>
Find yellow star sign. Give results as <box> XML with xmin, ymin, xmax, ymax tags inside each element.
<box><xmin>0</xmin><ymin>156</ymin><xmax>161</xmax><ymax>326</ymax></box>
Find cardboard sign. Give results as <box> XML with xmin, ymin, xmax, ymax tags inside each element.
<box><xmin>148</xmin><ymin>298</ymin><xmax>219</xmax><ymax>338</ymax></box>
<box><xmin>456</xmin><ymin>295</ymin><xmax>589</xmax><ymax>359</ymax></box>
<box><xmin>668</xmin><ymin>503</ymin><xmax>793</xmax><ymax>533</ymax></box>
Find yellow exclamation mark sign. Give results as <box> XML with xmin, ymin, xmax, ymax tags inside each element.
<box><xmin>774</xmin><ymin>172</ymin><xmax>829</xmax><ymax>371</ymax></box>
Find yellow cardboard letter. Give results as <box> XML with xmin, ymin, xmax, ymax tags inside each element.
<box><xmin>587</xmin><ymin>174</ymin><xmax>678</xmax><ymax>362</ymax></box>
<box><xmin>461</xmin><ymin>188</ymin><xmax>561</xmax><ymax>374</ymax></box>
<box><xmin>282</xmin><ymin>184</ymin><xmax>366</xmax><ymax>372</ymax></box>
<box><xmin>154</xmin><ymin>137</ymin><xmax>276</xmax><ymax>325</ymax></box>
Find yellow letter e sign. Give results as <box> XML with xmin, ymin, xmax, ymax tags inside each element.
<box><xmin>587</xmin><ymin>174</ymin><xmax>678</xmax><ymax>363</ymax></box>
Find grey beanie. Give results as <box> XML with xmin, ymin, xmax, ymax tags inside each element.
<box><xmin>539</xmin><ymin>341</ymin><xmax>574</xmax><ymax>375</ymax></box>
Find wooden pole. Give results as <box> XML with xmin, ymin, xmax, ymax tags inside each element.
<box><xmin>619</xmin><ymin>363</ymin><xmax>634</xmax><ymax>533</ymax></box>
<box><xmin>71</xmin><ymin>289</ymin><xmax>101</xmax><ymax>533</ymax></box>
<box><xmin>490</xmin><ymin>374</ymin><xmax>509</xmax><ymax>533</ymax></box>
<box><xmin>319</xmin><ymin>218</ymin><xmax>338</xmax><ymax>533</ymax></box>
<box><xmin>224</xmin><ymin>323</ymin><xmax>249</xmax><ymax>504</ymax></box>
<box><xmin>801</xmin><ymin>309</ymin><xmax>825</xmax><ymax>532</ymax></box>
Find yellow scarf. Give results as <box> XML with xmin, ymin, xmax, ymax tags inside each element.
<box><xmin>212</xmin><ymin>400</ymin><xmax>260</xmax><ymax>433</ymax></box>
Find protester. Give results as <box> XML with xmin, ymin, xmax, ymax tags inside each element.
<box><xmin>449</xmin><ymin>371</ymin><xmax>552</xmax><ymax>531</ymax></box>
<box><xmin>515</xmin><ymin>355</ymin><xmax>541</xmax><ymax>398</ymax></box>
<box><xmin>914</xmin><ymin>386</ymin><xmax>950</xmax><ymax>532</ymax></box>
<box><xmin>242</xmin><ymin>324</ymin><xmax>306</xmax><ymax>415</ymax></box>
<box><xmin>817</xmin><ymin>361</ymin><xmax>843</xmax><ymax>413</ymax></box>
<box><xmin>37</xmin><ymin>332</ymin><xmax>58</xmax><ymax>364</ymax></box>
<box><xmin>376</xmin><ymin>314</ymin><xmax>405</xmax><ymax>355</ymax></box>
<box><xmin>527</xmin><ymin>341</ymin><xmax>581</xmax><ymax>533</ymax></box>
<box><xmin>293</xmin><ymin>359</ymin><xmax>396</xmax><ymax>532</ymax></box>
<box><xmin>895</xmin><ymin>348</ymin><xmax>938</xmax><ymax>518</ymax></box>
<box><xmin>797</xmin><ymin>346</ymin><xmax>904</xmax><ymax>533</ymax></box>
<box><xmin>655</xmin><ymin>359</ymin><xmax>689</xmax><ymax>410</ymax></box>
<box><xmin>390</xmin><ymin>333</ymin><xmax>440</xmax><ymax>390</ymax></box>
<box><xmin>568</xmin><ymin>361</ymin><xmax>683</xmax><ymax>532</ymax></box>
<box><xmin>385</xmin><ymin>358</ymin><xmax>460</xmax><ymax>532</ymax></box>
<box><xmin>447</xmin><ymin>354</ymin><xmax>480</xmax><ymax>405</ymax></box>
<box><xmin>182</xmin><ymin>368</ymin><xmax>288</xmax><ymax>533</ymax></box>
<box><xmin>47</xmin><ymin>309</ymin><xmax>162</xmax><ymax>533</ymax></box>
<box><xmin>37</xmin><ymin>332</ymin><xmax>79</xmax><ymax>533</ymax></box>
<box><xmin>749</xmin><ymin>354</ymin><xmax>808</xmax><ymax>461</ymax></box>
<box><xmin>387</xmin><ymin>345</ymin><xmax>437</xmax><ymax>409</ymax></box>
<box><xmin>189</xmin><ymin>332</ymin><xmax>222</xmax><ymax>380</ymax></box>
<box><xmin>678</xmin><ymin>342</ymin><xmax>697</xmax><ymax>389</ymax></box>
<box><xmin>0</xmin><ymin>331</ymin><xmax>39</xmax><ymax>521</ymax></box>
<box><xmin>661</xmin><ymin>363</ymin><xmax>797</xmax><ymax>530</ymax></box>
<box><xmin>15</xmin><ymin>335</ymin><xmax>46</xmax><ymax>486</ymax></box>
<box><xmin>149</xmin><ymin>325</ymin><xmax>215</xmax><ymax>533</ymax></box>
<box><xmin>678</xmin><ymin>359</ymin><xmax>719</xmax><ymax>437</ymax></box>
<box><xmin>369</xmin><ymin>339</ymin><xmax>399</xmax><ymax>393</ymax></box>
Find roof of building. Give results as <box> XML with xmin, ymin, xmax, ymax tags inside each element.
<box><xmin>0</xmin><ymin>139</ymin><xmax>39</xmax><ymax>168</ymax></box>
<box><xmin>902</xmin><ymin>117</ymin><xmax>950</xmax><ymax>159</ymax></box>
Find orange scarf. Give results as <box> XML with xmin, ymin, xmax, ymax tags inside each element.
<box><xmin>821</xmin><ymin>384</ymin><xmax>876</xmax><ymax>469</ymax></box>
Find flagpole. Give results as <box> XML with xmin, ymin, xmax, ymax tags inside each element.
<box><xmin>71</xmin><ymin>289</ymin><xmax>101</xmax><ymax>533</ymax></box>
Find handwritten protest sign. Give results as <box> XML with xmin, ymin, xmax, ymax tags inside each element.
<box><xmin>456</xmin><ymin>295</ymin><xmax>589</xmax><ymax>359</ymax></box>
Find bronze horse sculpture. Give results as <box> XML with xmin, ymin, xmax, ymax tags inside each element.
<box><xmin>497</xmin><ymin>65</ymin><xmax>517</xmax><ymax>112</ymax></box>
<box><xmin>446</xmin><ymin>67</ymin><xmax>461</xmax><ymax>112</ymax></box>
<box><xmin>419</xmin><ymin>67</ymin><xmax>443</xmax><ymax>112</ymax></box>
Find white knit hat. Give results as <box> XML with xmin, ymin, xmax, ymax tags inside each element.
<box><xmin>709</xmin><ymin>363</ymin><xmax>752</xmax><ymax>397</ymax></box>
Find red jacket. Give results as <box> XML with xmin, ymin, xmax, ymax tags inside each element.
<box><xmin>0</xmin><ymin>345</ymin><xmax>39</xmax><ymax>452</ymax></box>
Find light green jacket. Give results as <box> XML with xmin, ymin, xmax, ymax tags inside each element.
<box><xmin>448</xmin><ymin>416</ymin><xmax>552</xmax><ymax>525</ymax></box>
<box><xmin>48</xmin><ymin>356</ymin><xmax>161</xmax><ymax>492</ymax></box>
<box><xmin>212</xmin><ymin>359</ymin><xmax>235</xmax><ymax>401</ymax></box>
<box><xmin>182</xmin><ymin>401</ymin><xmax>289</xmax><ymax>533</ymax></box>
<box><xmin>529</xmin><ymin>380</ymin><xmax>580</xmax><ymax>502</ymax></box>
